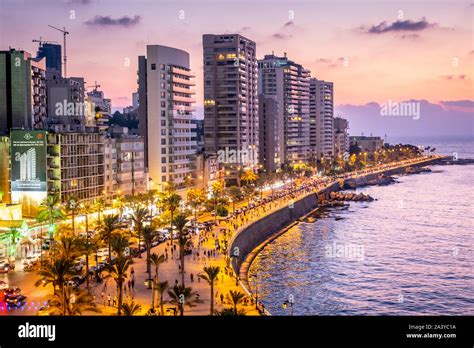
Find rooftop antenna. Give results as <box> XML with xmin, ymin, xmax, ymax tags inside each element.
<box><xmin>48</xmin><ymin>25</ymin><xmax>70</xmax><ymax>77</ymax></box>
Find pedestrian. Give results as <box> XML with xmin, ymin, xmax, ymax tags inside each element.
<box><xmin>107</xmin><ymin>294</ymin><xmax>111</xmax><ymax>306</ymax></box>
<box><xmin>113</xmin><ymin>295</ymin><xmax>117</xmax><ymax>307</ymax></box>
<box><xmin>190</xmin><ymin>273</ymin><xmax>194</xmax><ymax>282</ymax></box>
<box><xmin>101</xmin><ymin>291</ymin><xmax>105</xmax><ymax>306</ymax></box>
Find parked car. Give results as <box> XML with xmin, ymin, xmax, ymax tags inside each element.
<box><xmin>6</xmin><ymin>294</ymin><xmax>27</xmax><ymax>307</ymax></box>
<box><xmin>0</xmin><ymin>261</ymin><xmax>10</xmax><ymax>273</ymax></box>
<box><xmin>3</xmin><ymin>286</ymin><xmax>21</xmax><ymax>297</ymax></box>
<box><xmin>67</xmin><ymin>275</ymin><xmax>86</xmax><ymax>288</ymax></box>
<box><xmin>0</xmin><ymin>280</ymin><xmax>8</xmax><ymax>290</ymax></box>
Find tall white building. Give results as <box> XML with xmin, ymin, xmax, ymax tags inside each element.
<box><xmin>258</xmin><ymin>53</ymin><xmax>311</xmax><ymax>164</ymax></box>
<box><xmin>203</xmin><ymin>34</ymin><xmax>259</xmax><ymax>182</ymax></box>
<box><xmin>310</xmin><ymin>78</ymin><xmax>334</xmax><ymax>159</ymax></box>
<box><xmin>138</xmin><ymin>45</ymin><xmax>197</xmax><ymax>191</ymax></box>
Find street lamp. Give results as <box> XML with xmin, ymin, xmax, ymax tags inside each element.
<box><xmin>282</xmin><ymin>298</ymin><xmax>294</xmax><ymax>316</ymax></box>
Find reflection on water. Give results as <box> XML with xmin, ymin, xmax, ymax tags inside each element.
<box><xmin>249</xmin><ymin>165</ymin><xmax>474</xmax><ymax>315</ymax></box>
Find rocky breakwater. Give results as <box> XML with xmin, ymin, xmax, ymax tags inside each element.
<box><xmin>345</xmin><ymin>173</ymin><xmax>396</xmax><ymax>189</ymax></box>
<box><xmin>404</xmin><ymin>166</ymin><xmax>432</xmax><ymax>174</ymax></box>
<box><xmin>329</xmin><ymin>191</ymin><xmax>375</xmax><ymax>203</ymax></box>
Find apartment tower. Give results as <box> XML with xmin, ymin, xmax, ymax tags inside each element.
<box><xmin>138</xmin><ymin>45</ymin><xmax>197</xmax><ymax>191</ymax></box>
<box><xmin>310</xmin><ymin>78</ymin><xmax>334</xmax><ymax>159</ymax></box>
<box><xmin>258</xmin><ymin>53</ymin><xmax>311</xmax><ymax>165</ymax></box>
<box><xmin>203</xmin><ymin>34</ymin><xmax>259</xmax><ymax>182</ymax></box>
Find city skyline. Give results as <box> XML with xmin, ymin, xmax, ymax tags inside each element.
<box><xmin>1</xmin><ymin>0</ymin><xmax>472</xmax><ymax>137</ymax></box>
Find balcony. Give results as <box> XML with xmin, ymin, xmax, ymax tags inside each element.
<box><xmin>171</xmin><ymin>66</ymin><xmax>195</xmax><ymax>78</ymax></box>
<box><xmin>171</xmin><ymin>76</ymin><xmax>196</xmax><ymax>86</ymax></box>
<box><xmin>172</xmin><ymin>95</ymin><xmax>196</xmax><ymax>103</ymax></box>
<box><xmin>172</xmin><ymin>85</ymin><xmax>196</xmax><ymax>94</ymax></box>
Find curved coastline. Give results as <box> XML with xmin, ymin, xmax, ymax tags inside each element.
<box><xmin>228</xmin><ymin>156</ymin><xmax>446</xmax><ymax>315</ymax></box>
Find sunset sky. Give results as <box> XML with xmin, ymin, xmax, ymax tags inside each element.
<box><xmin>1</xmin><ymin>0</ymin><xmax>473</xmax><ymax>136</ymax></box>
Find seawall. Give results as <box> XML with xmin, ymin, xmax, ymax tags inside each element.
<box><xmin>228</xmin><ymin>156</ymin><xmax>444</xmax><ymax>314</ymax></box>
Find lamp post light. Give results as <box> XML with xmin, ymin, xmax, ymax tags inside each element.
<box><xmin>282</xmin><ymin>297</ymin><xmax>294</xmax><ymax>316</ymax></box>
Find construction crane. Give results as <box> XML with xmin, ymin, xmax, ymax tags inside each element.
<box><xmin>86</xmin><ymin>81</ymin><xmax>101</xmax><ymax>91</ymax></box>
<box><xmin>32</xmin><ymin>37</ymin><xmax>58</xmax><ymax>46</ymax></box>
<box><xmin>48</xmin><ymin>25</ymin><xmax>70</xmax><ymax>77</ymax></box>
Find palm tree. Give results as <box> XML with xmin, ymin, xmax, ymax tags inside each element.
<box><xmin>78</xmin><ymin>236</ymin><xmax>95</xmax><ymax>290</ymax></box>
<box><xmin>122</xmin><ymin>300</ymin><xmax>142</xmax><ymax>316</ymax></box>
<box><xmin>55</xmin><ymin>235</ymin><xmax>80</xmax><ymax>261</ymax></box>
<box><xmin>156</xmin><ymin>281</ymin><xmax>169</xmax><ymax>316</ymax></box>
<box><xmin>65</xmin><ymin>196</ymin><xmax>78</xmax><ymax>233</ymax></box>
<box><xmin>36</xmin><ymin>194</ymin><xmax>65</xmax><ymax>240</ymax></box>
<box><xmin>129</xmin><ymin>206</ymin><xmax>151</xmax><ymax>258</ymax></box>
<box><xmin>186</xmin><ymin>188</ymin><xmax>205</xmax><ymax>231</ymax></box>
<box><xmin>3</xmin><ymin>228</ymin><xmax>21</xmax><ymax>258</ymax></box>
<box><xmin>150</xmin><ymin>253</ymin><xmax>165</xmax><ymax>308</ymax></box>
<box><xmin>209</xmin><ymin>182</ymin><xmax>224</xmax><ymax>223</ymax></box>
<box><xmin>94</xmin><ymin>197</ymin><xmax>106</xmax><ymax>225</ymax></box>
<box><xmin>113</xmin><ymin>196</ymin><xmax>126</xmax><ymax>220</ymax></box>
<box><xmin>150</xmin><ymin>253</ymin><xmax>165</xmax><ymax>280</ymax></box>
<box><xmin>173</xmin><ymin>213</ymin><xmax>190</xmax><ymax>286</ymax></box>
<box><xmin>227</xmin><ymin>186</ymin><xmax>243</xmax><ymax>216</ymax></box>
<box><xmin>78</xmin><ymin>201</ymin><xmax>93</xmax><ymax>289</ymax></box>
<box><xmin>35</xmin><ymin>257</ymin><xmax>75</xmax><ymax>316</ymax></box>
<box><xmin>47</xmin><ymin>287</ymin><xmax>100</xmax><ymax>316</ymax></box>
<box><xmin>98</xmin><ymin>214</ymin><xmax>120</xmax><ymax>264</ymax></box>
<box><xmin>111</xmin><ymin>234</ymin><xmax>129</xmax><ymax>259</ymax></box>
<box><xmin>35</xmin><ymin>256</ymin><xmax>75</xmax><ymax>293</ymax></box>
<box><xmin>106</xmin><ymin>256</ymin><xmax>130</xmax><ymax>315</ymax></box>
<box><xmin>198</xmin><ymin>266</ymin><xmax>220</xmax><ymax>315</ymax></box>
<box><xmin>167</xmin><ymin>284</ymin><xmax>200</xmax><ymax>316</ymax></box>
<box><xmin>226</xmin><ymin>290</ymin><xmax>246</xmax><ymax>315</ymax></box>
<box><xmin>142</xmin><ymin>225</ymin><xmax>155</xmax><ymax>280</ymax></box>
<box><xmin>163</xmin><ymin>193</ymin><xmax>181</xmax><ymax>243</ymax></box>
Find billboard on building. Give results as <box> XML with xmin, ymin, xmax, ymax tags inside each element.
<box><xmin>10</xmin><ymin>130</ymin><xmax>47</xmax><ymax>192</ymax></box>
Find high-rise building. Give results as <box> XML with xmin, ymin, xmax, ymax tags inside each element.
<box><xmin>203</xmin><ymin>34</ymin><xmax>259</xmax><ymax>181</ymax></box>
<box><xmin>258</xmin><ymin>53</ymin><xmax>310</xmax><ymax>164</ymax></box>
<box><xmin>137</xmin><ymin>56</ymin><xmax>148</xmax><ymax>168</ymax></box>
<box><xmin>104</xmin><ymin>127</ymin><xmax>147</xmax><ymax>196</ymax></box>
<box><xmin>85</xmin><ymin>88</ymin><xmax>111</xmax><ymax>131</ymax></box>
<box><xmin>0</xmin><ymin>49</ymin><xmax>47</xmax><ymax>134</ymax></box>
<box><xmin>138</xmin><ymin>45</ymin><xmax>197</xmax><ymax>191</ymax></box>
<box><xmin>47</xmin><ymin>131</ymin><xmax>105</xmax><ymax>203</ymax></box>
<box><xmin>334</xmin><ymin>117</ymin><xmax>349</xmax><ymax>157</ymax></box>
<box><xmin>0</xmin><ymin>136</ymin><xmax>10</xmax><ymax>203</ymax></box>
<box><xmin>350</xmin><ymin>135</ymin><xmax>384</xmax><ymax>153</ymax></box>
<box><xmin>36</xmin><ymin>43</ymin><xmax>61</xmax><ymax>74</ymax></box>
<box><xmin>310</xmin><ymin>78</ymin><xmax>334</xmax><ymax>159</ymax></box>
<box><xmin>46</xmin><ymin>70</ymin><xmax>86</xmax><ymax>127</ymax></box>
<box><xmin>258</xmin><ymin>95</ymin><xmax>280</xmax><ymax>172</ymax></box>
